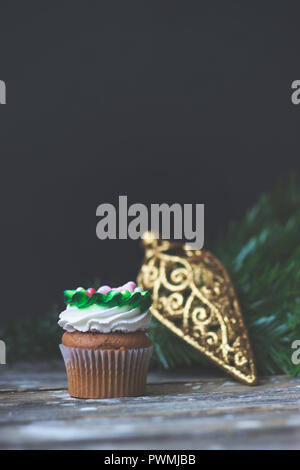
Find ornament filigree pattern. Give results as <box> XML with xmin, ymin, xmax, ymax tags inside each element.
<box><xmin>138</xmin><ymin>232</ymin><xmax>257</xmax><ymax>385</ymax></box>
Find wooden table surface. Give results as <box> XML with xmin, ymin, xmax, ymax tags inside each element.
<box><xmin>1</xmin><ymin>364</ymin><xmax>300</xmax><ymax>450</ymax></box>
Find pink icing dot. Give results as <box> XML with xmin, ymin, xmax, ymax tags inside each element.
<box><xmin>127</xmin><ymin>281</ymin><xmax>137</xmax><ymax>292</ymax></box>
<box><xmin>98</xmin><ymin>282</ymin><xmax>137</xmax><ymax>294</ymax></box>
<box><xmin>118</xmin><ymin>281</ymin><xmax>136</xmax><ymax>293</ymax></box>
<box><xmin>97</xmin><ymin>285</ymin><xmax>111</xmax><ymax>295</ymax></box>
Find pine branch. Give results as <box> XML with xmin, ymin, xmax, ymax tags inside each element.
<box><xmin>150</xmin><ymin>173</ymin><xmax>300</xmax><ymax>375</ymax></box>
<box><xmin>2</xmin><ymin>174</ymin><xmax>300</xmax><ymax>376</ymax></box>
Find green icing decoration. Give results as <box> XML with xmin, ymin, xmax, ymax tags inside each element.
<box><xmin>64</xmin><ymin>288</ymin><xmax>152</xmax><ymax>311</ymax></box>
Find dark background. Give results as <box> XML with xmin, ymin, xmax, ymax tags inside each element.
<box><xmin>0</xmin><ymin>1</ymin><xmax>299</xmax><ymax>324</ymax></box>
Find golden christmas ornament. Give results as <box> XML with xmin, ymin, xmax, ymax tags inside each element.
<box><xmin>137</xmin><ymin>232</ymin><xmax>258</xmax><ymax>385</ymax></box>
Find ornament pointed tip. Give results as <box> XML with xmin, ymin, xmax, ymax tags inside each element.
<box><xmin>246</xmin><ymin>372</ymin><xmax>259</xmax><ymax>386</ymax></box>
<box><xmin>231</xmin><ymin>367</ymin><xmax>258</xmax><ymax>386</ymax></box>
<box><xmin>243</xmin><ymin>377</ymin><xmax>259</xmax><ymax>386</ymax></box>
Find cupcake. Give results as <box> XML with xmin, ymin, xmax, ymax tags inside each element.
<box><xmin>58</xmin><ymin>281</ymin><xmax>152</xmax><ymax>398</ymax></box>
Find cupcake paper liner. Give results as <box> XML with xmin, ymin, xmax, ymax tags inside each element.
<box><xmin>60</xmin><ymin>344</ymin><xmax>152</xmax><ymax>399</ymax></box>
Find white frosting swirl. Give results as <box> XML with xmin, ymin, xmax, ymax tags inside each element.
<box><xmin>58</xmin><ymin>303</ymin><xmax>151</xmax><ymax>333</ymax></box>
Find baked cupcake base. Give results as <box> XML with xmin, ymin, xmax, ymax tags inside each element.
<box><xmin>60</xmin><ymin>331</ymin><xmax>152</xmax><ymax>399</ymax></box>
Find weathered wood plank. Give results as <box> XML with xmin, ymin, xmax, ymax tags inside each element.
<box><xmin>0</xmin><ymin>364</ymin><xmax>223</xmax><ymax>391</ymax></box>
<box><xmin>0</xmin><ymin>371</ymin><xmax>300</xmax><ymax>449</ymax></box>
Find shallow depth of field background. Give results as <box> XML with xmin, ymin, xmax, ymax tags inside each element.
<box><xmin>0</xmin><ymin>1</ymin><xmax>300</xmax><ymax>325</ymax></box>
